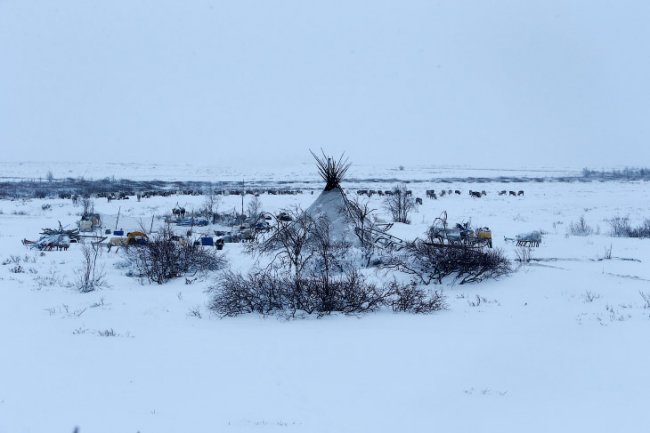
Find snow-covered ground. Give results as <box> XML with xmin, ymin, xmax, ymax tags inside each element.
<box><xmin>1</xmin><ymin>167</ymin><xmax>649</xmax><ymax>433</ymax></box>
<box><xmin>0</xmin><ymin>160</ymin><xmax>581</xmax><ymax>183</ymax></box>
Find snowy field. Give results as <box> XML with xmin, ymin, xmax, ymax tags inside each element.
<box><xmin>0</xmin><ymin>160</ymin><xmax>581</xmax><ymax>183</ymax></box>
<box><xmin>1</xmin><ymin>166</ymin><xmax>650</xmax><ymax>433</ymax></box>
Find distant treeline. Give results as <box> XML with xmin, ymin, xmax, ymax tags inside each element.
<box><xmin>0</xmin><ymin>169</ymin><xmax>648</xmax><ymax>199</ymax></box>
<box><xmin>581</xmin><ymin>167</ymin><xmax>650</xmax><ymax>180</ymax></box>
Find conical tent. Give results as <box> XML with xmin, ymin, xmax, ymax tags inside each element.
<box><xmin>305</xmin><ymin>151</ymin><xmax>360</xmax><ymax>245</ymax></box>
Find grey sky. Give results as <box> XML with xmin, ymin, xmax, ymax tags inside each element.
<box><xmin>1</xmin><ymin>0</ymin><xmax>649</xmax><ymax>169</ymax></box>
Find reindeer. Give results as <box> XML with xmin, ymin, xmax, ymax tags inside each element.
<box><xmin>498</xmin><ymin>190</ymin><xmax>507</xmax><ymax>196</ymax></box>
<box><xmin>172</xmin><ymin>203</ymin><xmax>186</xmax><ymax>219</ymax></box>
<box><xmin>518</xmin><ymin>190</ymin><xmax>525</xmax><ymax>196</ymax></box>
<box><xmin>415</xmin><ymin>197</ymin><xmax>423</xmax><ymax>205</ymax></box>
<box><xmin>107</xmin><ymin>237</ymin><xmax>129</xmax><ymax>252</ymax></box>
<box><xmin>469</xmin><ymin>190</ymin><xmax>482</xmax><ymax>198</ymax></box>
<box><xmin>509</xmin><ymin>191</ymin><xmax>517</xmax><ymax>196</ymax></box>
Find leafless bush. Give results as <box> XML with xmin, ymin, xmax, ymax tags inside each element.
<box><xmin>4</xmin><ymin>255</ymin><xmax>25</xmax><ymax>273</ymax></box>
<box><xmin>126</xmin><ymin>227</ymin><xmax>226</xmax><ymax>284</ymax></box>
<box><xmin>254</xmin><ymin>208</ymin><xmax>316</xmax><ymax>281</ymax></box>
<box><xmin>608</xmin><ymin>216</ymin><xmax>631</xmax><ymax>237</ymax></box>
<box><xmin>632</xmin><ymin>219</ymin><xmax>650</xmax><ymax>238</ymax></box>
<box><xmin>89</xmin><ymin>298</ymin><xmax>105</xmax><ymax>308</ymax></box>
<box><xmin>80</xmin><ymin>197</ymin><xmax>95</xmax><ymax>217</ymax></box>
<box><xmin>298</xmin><ymin>271</ymin><xmax>391</xmax><ymax>316</ymax></box>
<box><xmin>583</xmin><ymin>290</ymin><xmax>601</xmax><ymax>303</ymax></box>
<box><xmin>209</xmin><ymin>269</ymin><xmax>444</xmax><ymax>318</ymax></box>
<box><xmin>387</xmin><ymin>280</ymin><xmax>446</xmax><ymax>313</ymax></box>
<box><xmin>569</xmin><ymin>215</ymin><xmax>594</xmax><ymax>236</ymax></box>
<box><xmin>209</xmin><ymin>270</ymin><xmax>288</xmax><ymax>317</ymax></box>
<box><xmin>209</xmin><ymin>268</ymin><xmax>383</xmax><ymax>317</ymax></box>
<box><xmin>384</xmin><ymin>185</ymin><xmax>415</xmax><ymax>224</ymax></box>
<box><xmin>602</xmin><ymin>244</ymin><xmax>613</xmax><ymax>260</ymax></box>
<box><xmin>630</xmin><ymin>218</ymin><xmax>650</xmax><ymax>238</ymax></box>
<box><xmin>9</xmin><ymin>263</ymin><xmax>24</xmax><ymax>273</ymax></box>
<box><xmin>34</xmin><ymin>269</ymin><xmax>63</xmax><ymax>289</ymax></box>
<box><xmin>515</xmin><ymin>245</ymin><xmax>533</xmax><ymax>264</ymax></box>
<box><xmin>307</xmin><ymin>215</ymin><xmax>353</xmax><ymax>280</ymax></box>
<box><xmin>76</xmin><ymin>242</ymin><xmax>105</xmax><ymax>293</ymax></box>
<box><xmin>608</xmin><ymin>216</ymin><xmax>650</xmax><ymax>238</ymax></box>
<box><xmin>187</xmin><ymin>306</ymin><xmax>202</xmax><ymax>319</ymax></box>
<box><xmin>383</xmin><ymin>240</ymin><xmax>511</xmax><ymax>285</ymax></box>
<box><xmin>247</xmin><ymin>195</ymin><xmax>262</xmax><ymax>219</ymax></box>
<box><xmin>202</xmin><ymin>186</ymin><xmax>222</xmax><ymax>222</ymax></box>
<box><xmin>348</xmin><ymin>196</ymin><xmax>381</xmax><ymax>266</ymax></box>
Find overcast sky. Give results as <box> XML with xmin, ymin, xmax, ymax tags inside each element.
<box><xmin>1</xmin><ymin>0</ymin><xmax>649</xmax><ymax>169</ymax></box>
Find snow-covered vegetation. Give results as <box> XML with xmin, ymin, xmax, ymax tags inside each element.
<box><xmin>1</xmin><ymin>162</ymin><xmax>650</xmax><ymax>432</ymax></box>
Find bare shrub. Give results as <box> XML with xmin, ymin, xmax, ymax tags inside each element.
<box><xmin>307</xmin><ymin>215</ymin><xmax>352</xmax><ymax>281</ymax></box>
<box><xmin>602</xmin><ymin>244</ymin><xmax>613</xmax><ymax>260</ymax></box>
<box><xmin>10</xmin><ymin>263</ymin><xmax>24</xmax><ymax>273</ymax></box>
<box><xmin>76</xmin><ymin>242</ymin><xmax>105</xmax><ymax>293</ymax></box>
<box><xmin>187</xmin><ymin>306</ymin><xmax>202</xmax><ymax>319</ymax></box>
<box><xmin>4</xmin><ymin>255</ymin><xmax>25</xmax><ymax>273</ymax></box>
<box><xmin>34</xmin><ymin>269</ymin><xmax>63</xmax><ymax>289</ymax></box>
<box><xmin>209</xmin><ymin>270</ymin><xmax>288</xmax><ymax>317</ymax></box>
<box><xmin>209</xmin><ymin>269</ymin><xmax>444</xmax><ymax>318</ymax></box>
<box><xmin>515</xmin><ymin>245</ymin><xmax>533</xmax><ymax>264</ymax></box>
<box><xmin>633</xmin><ymin>219</ymin><xmax>650</xmax><ymax>238</ymax></box>
<box><xmin>383</xmin><ymin>240</ymin><xmax>511</xmax><ymax>285</ymax></box>
<box><xmin>384</xmin><ymin>185</ymin><xmax>415</xmax><ymax>224</ymax></box>
<box><xmin>583</xmin><ymin>290</ymin><xmax>601</xmax><ymax>303</ymax></box>
<box><xmin>80</xmin><ymin>197</ymin><xmax>95</xmax><ymax>217</ymax></box>
<box><xmin>202</xmin><ymin>186</ymin><xmax>222</xmax><ymax>222</ymax></box>
<box><xmin>608</xmin><ymin>216</ymin><xmax>650</xmax><ymax>238</ymax></box>
<box><xmin>126</xmin><ymin>226</ymin><xmax>226</xmax><ymax>284</ymax></box>
<box><xmin>298</xmin><ymin>271</ymin><xmax>391</xmax><ymax>316</ymax></box>
<box><xmin>247</xmin><ymin>195</ymin><xmax>262</xmax><ymax>220</ymax></box>
<box><xmin>468</xmin><ymin>295</ymin><xmax>482</xmax><ymax>307</ymax></box>
<box><xmin>255</xmin><ymin>208</ymin><xmax>317</xmax><ymax>281</ymax></box>
<box><xmin>348</xmin><ymin>196</ymin><xmax>382</xmax><ymax>266</ymax></box>
<box><xmin>608</xmin><ymin>216</ymin><xmax>631</xmax><ymax>237</ymax></box>
<box><xmin>387</xmin><ymin>280</ymin><xmax>446</xmax><ymax>313</ymax></box>
<box><xmin>209</xmin><ymin>269</ymin><xmax>384</xmax><ymax>318</ymax></box>
<box><xmin>569</xmin><ymin>215</ymin><xmax>594</xmax><ymax>236</ymax></box>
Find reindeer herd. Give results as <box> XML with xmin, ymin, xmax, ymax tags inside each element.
<box><xmin>423</xmin><ymin>189</ymin><xmax>524</xmax><ymax>200</ymax></box>
<box><xmin>92</xmin><ymin>188</ymin><xmax>306</xmax><ymax>204</ymax></box>
<box><xmin>356</xmin><ymin>188</ymin><xmax>525</xmax><ymax>202</ymax></box>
